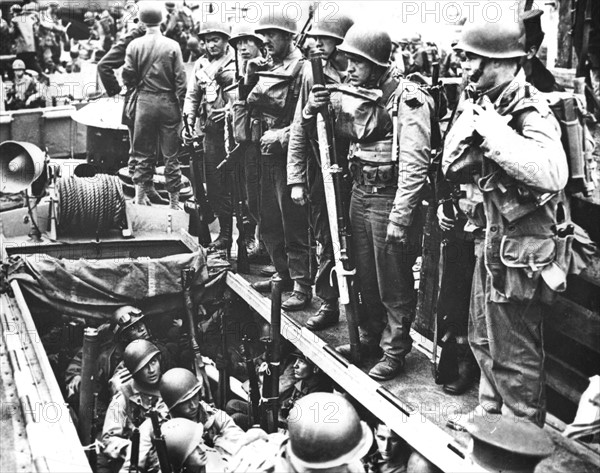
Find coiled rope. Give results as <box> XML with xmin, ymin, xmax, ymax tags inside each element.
<box><xmin>56</xmin><ymin>174</ymin><xmax>126</xmax><ymax>236</ymax></box>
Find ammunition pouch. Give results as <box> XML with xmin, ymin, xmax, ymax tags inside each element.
<box><xmin>350</xmin><ymin>160</ymin><xmax>397</xmax><ymax>188</ymax></box>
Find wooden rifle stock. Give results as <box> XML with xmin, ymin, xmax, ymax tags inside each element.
<box><xmin>129</xmin><ymin>428</ymin><xmax>140</xmax><ymax>473</ymax></box>
<box><xmin>310</xmin><ymin>57</ymin><xmax>362</xmax><ymax>362</ymax></box>
<box><xmin>241</xmin><ymin>336</ymin><xmax>261</xmax><ymax>426</ymax></box>
<box><xmin>181</xmin><ymin>268</ymin><xmax>214</xmax><ymax>404</ymax></box>
<box><xmin>183</xmin><ymin>114</ymin><xmax>213</xmax><ymax>247</ymax></box>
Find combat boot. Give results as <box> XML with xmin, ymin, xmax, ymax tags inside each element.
<box><xmin>305</xmin><ymin>299</ymin><xmax>339</xmax><ymax>331</ymax></box>
<box><xmin>208</xmin><ymin>215</ymin><xmax>232</xmax><ymax>251</ymax></box>
<box><xmin>169</xmin><ymin>191</ymin><xmax>182</xmax><ymax>210</ymax></box>
<box><xmin>336</xmin><ymin>342</ymin><xmax>382</xmax><ymax>360</ymax></box>
<box><xmin>135</xmin><ymin>184</ymin><xmax>151</xmax><ymax>205</ymax></box>
<box><xmin>368</xmin><ymin>356</ymin><xmax>405</xmax><ymax>381</ymax></box>
<box><xmin>443</xmin><ymin>344</ymin><xmax>479</xmax><ymax>395</ymax></box>
<box><xmin>147</xmin><ymin>183</ymin><xmax>169</xmax><ymax>205</ymax></box>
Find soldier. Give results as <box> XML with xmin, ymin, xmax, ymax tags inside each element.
<box><xmin>287</xmin><ymin>10</ymin><xmax>354</xmax><ymax>329</ymax></box>
<box><xmin>365</xmin><ymin>422</ymin><xmax>410</xmax><ymax>473</ymax></box>
<box><xmin>9</xmin><ymin>3</ymin><xmax>41</xmax><ymax>73</ymax></box>
<box><xmin>247</xmin><ymin>6</ymin><xmax>312</xmax><ymax>311</ymax></box>
<box><xmin>183</xmin><ymin>19</ymin><xmax>236</xmax><ymax>250</ymax></box>
<box><xmin>131</xmin><ymin>368</ymin><xmax>244</xmax><ymax>472</ymax></box>
<box><xmin>229</xmin><ymin>392</ymin><xmax>373</xmax><ymax>473</ymax></box>
<box><xmin>5</xmin><ymin>59</ymin><xmax>44</xmax><ymax>110</ymax></box>
<box><xmin>122</xmin><ymin>1</ymin><xmax>186</xmax><ymax>209</ymax></box>
<box><xmin>162</xmin><ymin>418</ymin><xmax>227</xmax><ymax>472</ymax></box>
<box><xmin>99</xmin><ymin>340</ymin><xmax>168</xmax><ymax>472</ymax></box>
<box><xmin>305</xmin><ymin>24</ymin><xmax>434</xmax><ymax>380</ymax></box>
<box><xmin>442</xmin><ymin>17</ymin><xmax>568</xmax><ymax>426</ymax></box>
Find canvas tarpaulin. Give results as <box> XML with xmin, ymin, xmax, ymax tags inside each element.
<box><xmin>7</xmin><ymin>250</ymin><xmax>229</xmax><ymax>320</ymax></box>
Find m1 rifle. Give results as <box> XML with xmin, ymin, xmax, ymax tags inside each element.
<box><xmin>183</xmin><ymin>114</ymin><xmax>213</xmax><ymax>247</ymax></box>
<box><xmin>129</xmin><ymin>427</ymin><xmax>140</xmax><ymax>473</ymax></box>
<box><xmin>149</xmin><ymin>410</ymin><xmax>172</xmax><ymax>473</ymax></box>
<box><xmin>240</xmin><ymin>335</ymin><xmax>261</xmax><ymax>427</ymax></box>
<box><xmin>310</xmin><ymin>58</ymin><xmax>362</xmax><ymax>363</ymax></box>
<box><xmin>181</xmin><ymin>268</ymin><xmax>214</xmax><ymax>404</ymax></box>
<box><xmin>216</xmin><ymin>304</ymin><xmax>230</xmax><ymax>409</ymax></box>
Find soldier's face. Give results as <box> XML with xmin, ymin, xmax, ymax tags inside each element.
<box><xmin>204</xmin><ymin>33</ymin><xmax>227</xmax><ymax>58</ymax></box>
<box><xmin>346</xmin><ymin>55</ymin><xmax>373</xmax><ymax>86</ymax></box>
<box><xmin>123</xmin><ymin>321</ymin><xmax>150</xmax><ymax>344</ymax></box>
<box><xmin>375</xmin><ymin>424</ymin><xmax>403</xmax><ymax>461</ymax></box>
<box><xmin>293</xmin><ymin>358</ymin><xmax>313</xmax><ymax>380</ymax></box>
<box><xmin>261</xmin><ymin>29</ymin><xmax>289</xmax><ymax>59</ymax></box>
<box><xmin>13</xmin><ymin>69</ymin><xmax>25</xmax><ymax>79</ymax></box>
<box><xmin>137</xmin><ymin>355</ymin><xmax>161</xmax><ymax>385</ymax></box>
<box><xmin>236</xmin><ymin>38</ymin><xmax>261</xmax><ymax>60</ymax></box>
<box><xmin>314</xmin><ymin>36</ymin><xmax>337</xmax><ymax>59</ymax></box>
<box><xmin>183</xmin><ymin>444</ymin><xmax>207</xmax><ymax>472</ymax></box>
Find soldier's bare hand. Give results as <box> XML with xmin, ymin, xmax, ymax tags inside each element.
<box><xmin>437</xmin><ymin>204</ymin><xmax>455</xmax><ymax>231</ymax></box>
<box><xmin>471</xmin><ymin>99</ymin><xmax>510</xmax><ymax>138</ymax></box>
<box><xmin>290</xmin><ymin>185</ymin><xmax>308</xmax><ymax>206</ymax></box>
<box><xmin>307</xmin><ymin>85</ymin><xmax>330</xmax><ymax>114</ymax></box>
<box><xmin>102</xmin><ymin>437</ymin><xmax>130</xmax><ymax>460</ymax></box>
<box><xmin>260</xmin><ymin>129</ymin><xmax>281</xmax><ymax>154</ymax></box>
<box><xmin>385</xmin><ymin>222</ymin><xmax>408</xmax><ymax>245</ymax></box>
<box><xmin>66</xmin><ymin>375</ymin><xmax>81</xmax><ymax>399</ymax></box>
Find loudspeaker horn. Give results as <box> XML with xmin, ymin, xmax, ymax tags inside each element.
<box><xmin>0</xmin><ymin>140</ymin><xmax>47</xmax><ymax>194</ymax></box>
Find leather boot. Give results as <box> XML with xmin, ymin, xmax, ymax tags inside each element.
<box><xmin>135</xmin><ymin>184</ymin><xmax>151</xmax><ymax>205</ymax></box>
<box><xmin>208</xmin><ymin>215</ymin><xmax>232</xmax><ymax>251</ymax></box>
<box><xmin>169</xmin><ymin>191</ymin><xmax>182</xmax><ymax>210</ymax></box>
<box><xmin>305</xmin><ymin>300</ymin><xmax>339</xmax><ymax>331</ymax></box>
<box><xmin>368</xmin><ymin>356</ymin><xmax>405</xmax><ymax>381</ymax></box>
<box><xmin>443</xmin><ymin>344</ymin><xmax>479</xmax><ymax>395</ymax></box>
<box><xmin>146</xmin><ymin>183</ymin><xmax>169</xmax><ymax>205</ymax></box>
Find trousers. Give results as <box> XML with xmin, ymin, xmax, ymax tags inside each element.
<box><xmin>130</xmin><ymin>91</ymin><xmax>182</xmax><ymax>192</ymax></box>
<box><xmin>469</xmin><ymin>238</ymin><xmax>546</xmax><ymax>426</ymax></box>
<box><xmin>203</xmin><ymin>130</ymin><xmax>232</xmax><ymax>218</ymax></box>
<box><xmin>350</xmin><ymin>185</ymin><xmax>420</xmax><ymax>360</ymax></box>
<box><xmin>260</xmin><ymin>153</ymin><xmax>311</xmax><ymax>291</ymax></box>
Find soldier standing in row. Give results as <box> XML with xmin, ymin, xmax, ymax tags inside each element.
<box><xmin>441</xmin><ymin>17</ymin><xmax>568</xmax><ymax>426</ymax></box>
<box><xmin>287</xmin><ymin>10</ymin><xmax>355</xmax><ymax>329</ymax></box>
<box><xmin>183</xmin><ymin>20</ymin><xmax>236</xmax><ymax>250</ymax></box>
<box><xmin>305</xmin><ymin>24</ymin><xmax>434</xmax><ymax>380</ymax></box>
<box><xmin>122</xmin><ymin>1</ymin><xmax>186</xmax><ymax>209</ymax></box>
<box><xmin>247</xmin><ymin>8</ymin><xmax>312</xmax><ymax>311</ymax></box>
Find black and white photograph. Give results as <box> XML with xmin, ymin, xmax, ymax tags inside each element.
<box><xmin>0</xmin><ymin>0</ymin><xmax>599</xmax><ymax>472</ymax></box>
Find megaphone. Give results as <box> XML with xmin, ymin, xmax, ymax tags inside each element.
<box><xmin>0</xmin><ymin>141</ymin><xmax>47</xmax><ymax>194</ymax></box>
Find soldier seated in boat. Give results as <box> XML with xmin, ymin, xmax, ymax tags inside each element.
<box><xmin>99</xmin><ymin>340</ymin><xmax>169</xmax><ymax>472</ymax></box>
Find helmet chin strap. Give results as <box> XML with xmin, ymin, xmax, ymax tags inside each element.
<box><xmin>468</xmin><ymin>57</ymin><xmax>488</xmax><ymax>83</ymax></box>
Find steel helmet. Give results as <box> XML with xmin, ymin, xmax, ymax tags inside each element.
<box><xmin>12</xmin><ymin>59</ymin><xmax>26</xmax><ymax>70</ymax></box>
<box><xmin>338</xmin><ymin>24</ymin><xmax>392</xmax><ymax>67</ymax></box>
<box><xmin>83</xmin><ymin>11</ymin><xmax>96</xmax><ymax>23</ymax></box>
<box><xmin>198</xmin><ymin>20</ymin><xmax>231</xmax><ymax>39</ymax></box>
<box><xmin>123</xmin><ymin>339</ymin><xmax>160</xmax><ymax>375</ymax></box>
<box><xmin>187</xmin><ymin>36</ymin><xmax>199</xmax><ymax>49</ymax></box>
<box><xmin>229</xmin><ymin>22</ymin><xmax>264</xmax><ymax>47</ymax></box>
<box><xmin>307</xmin><ymin>10</ymin><xmax>354</xmax><ymax>42</ymax></box>
<box><xmin>454</xmin><ymin>17</ymin><xmax>526</xmax><ymax>59</ymax></box>
<box><xmin>159</xmin><ymin>368</ymin><xmax>202</xmax><ymax>410</ymax></box>
<box><xmin>410</xmin><ymin>33</ymin><xmax>422</xmax><ymax>44</ymax></box>
<box><xmin>286</xmin><ymin>393</ymin><xmax>373</xmax><ymax>471</ymax></box>
<box><xmin>138</xmin><ymin>1</ymin><xmax>163</xmax><ymax>26</ymax></box>
<box><xmin>162</xmin><ymin>418</ymin><xmax>204</xmax><ymax>470</ymax></box>
<box><xmin>255</xmin><ymin>4</ymin><xmax>298</xmax><ymax>35</ymax></box>
<box><xmin>113</xmin><ymin>305</ymin><xmax>146</xmax><ymax>335</ymax></box>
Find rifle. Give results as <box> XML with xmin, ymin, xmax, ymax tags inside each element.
<box><xmin>240</xmin><ymin>335</ymin><xmax>261</xmax><ymax>427</ymax></box>
<box><xmin>183</xmin><ymin>114</ymin><xmax>213</xmax><ymax>247</ymax></box>
<box><xmin>311</xmin><ymin>58</ymin><xmax>362</xmax><ymax>362</ymax></box>
<box><xmin>296</xmin><ymin>2</ymin><xmax>316</xmax><ymax>52</ymax></box>
<box><xmin>129</xmin><ymin>427</ymin><xmax>140</xmax><ymax>473</ymax></box>
<box><xmin>149</xmin><ymin>410</ymin><xmax>172</xmax><ymax>473</ymax></box>
<box><xmin>216</xmin><ymin>305</ymin><xmax>230</xmax><ymax>409</ymax></box>
<box><xmin>181</xmin><ymin>268</ymin><xmax>214</xmax><ymax>404</ymax></box>
<box><xmin>87</xmin><ymin>393</ymin><xmax>99</xmax><ymax>468</ymax></box>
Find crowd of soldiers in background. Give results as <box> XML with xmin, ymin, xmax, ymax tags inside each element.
<box><xmin>0</xmin><ymin>0</ymin><xmax>463</xmax><ymax>112</ymax></box>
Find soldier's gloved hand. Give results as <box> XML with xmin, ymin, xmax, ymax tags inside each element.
<box><xmin>305</xmin><ymin>84</ymin><xmax>330</xmax><ymax>116</ymax></box>
<box><xmin>385</xmin><ymin>222</ymin><xmax>408</xmax><ymax>245</ymax></box>
<box><xmin>290</xmin><ymin>185</ymin><xmax>308</xmax><ymax>206</ymax></box>
<box><xmin>437</xmin><ymin>203</ymin><xmax>455</xmax><ymax>232</ymax></box>
<box><xmin>102</xmin><ymin>437</ymin><xmax>130</xmax><ymax>460</ymax></box>
<box><xmin>66</xmin><ymin>375</ymin><xmax>81</xmax><ymax>399</ymax></box>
